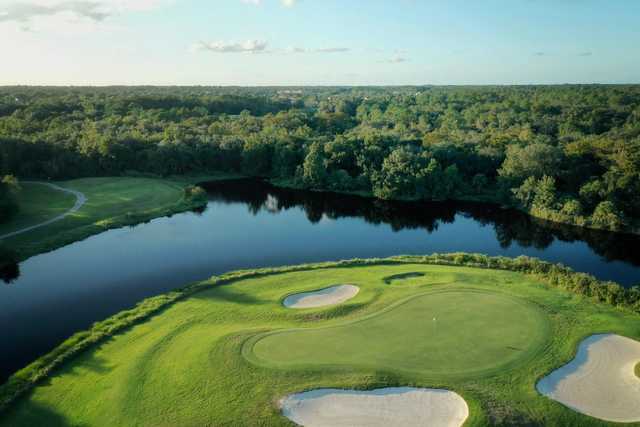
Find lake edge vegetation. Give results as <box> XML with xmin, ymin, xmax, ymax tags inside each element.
<box><xmin>1</xmin><ymin>252</ymin><xmax>639</xmax><ymax>416</ymax></box>
<box><xmin>1</xmin><ymin>85</ymin><xmax>639</xmax><ymax>234</ymax></box>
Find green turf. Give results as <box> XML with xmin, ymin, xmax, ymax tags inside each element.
<box><xmin>0</xmin><ymin>183</ymin><xmax>76</xmax><ymax>235</ymax></box>
<box><xmin>636</xmin><ymin>362</ymin><xmax>640</xmax><ymax>379</ymax></box>
<box><xmin>249</xmin><ymin>290</ymin><xmax>549</xmax><ymax>378</ymax></box>
<box><xmin>1</xmin><ymin>176</ymin><xmax>224</xmax><ymax>260</ymax></box>
<box><xmin>1</xmin><ymin>263</ymin><xmax>639</xmax><ymax>426</ymax></box>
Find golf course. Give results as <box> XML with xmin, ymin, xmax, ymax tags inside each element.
<box><xmin>1</xmin><ymin>256</ymin><xmax>639</xmax><ymax>426</ymax></box>
<box><xmin>0</xmin><ymin>176</ymin><xmax>225</xmax><ymax>261</ymax></box>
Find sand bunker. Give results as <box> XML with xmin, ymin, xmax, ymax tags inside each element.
<box><xmin>280</xmin><ymin>387</ymin><xmax>469</xmax><ymax>427</ymax></box>
<box><xmin>283</xmin><ymin>285</ymin><xmax>359</xmax><ymax>309</ymax></box>
<box><xmin>537</xmin><ymin>334</ymin><xmax>640</xmax><ymax>422</ymax></box>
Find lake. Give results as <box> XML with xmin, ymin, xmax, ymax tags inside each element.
<box><xmin>1</xmin><ymin>178</ymin><xmax>639</xmax><ymax>382</ymax></box>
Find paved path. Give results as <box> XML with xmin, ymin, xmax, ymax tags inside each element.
<box><xmin>0</xmin><ymin>182</ymin><xmax>87</xmax><ymax>240</ymax></box>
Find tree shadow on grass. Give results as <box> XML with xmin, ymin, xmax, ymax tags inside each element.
<box><xmin>54</xmin><ymin>352</ymin><xmax>114</xmax><ymax>378</ymax></box>
<box><xmin>191</xmin><ymin>285</ymin><xmax>266</xmax><ymax>305</ymax></box>
<box><xmin>1</xmin><ymin>400</ymin><xmax>87</xmax><ymax>427</ymax></box>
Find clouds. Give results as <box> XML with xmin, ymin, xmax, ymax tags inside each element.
<box><xmin>241</xmin><ymin>0</ymin><xmax>298</xmax><ymax>7</ymax></box>
<box><xmin>192</xmin><ymin>40</ymin><xmax>350</xmax><ymax>55</ymax></box>
<box><xmin>287</xmin><ymin>46</ymin><xmax>349</xmax><ymax>54</ymax></box>
<box><xmin>533</xmin><ymin>51</ymin><xmax>595</xmax><ymax>57</ymax></box>
<box><xmin>0</xmin><ymin>0</ymin><xmax>164</xmax><ymax>30</ymax></box>
<box><xmin>380</xmin><ymin>56</ymin><xmax>408</xmax><ymax>64</ymax></box>
<box><xmin>192</xmin><ymin>39</ymin><xmax>269</xmax><ymax>53</ymax></box>
<box><xmin>0</xmin><ymin>2</ymin><xmax>109</xmax><ymax>24</ymax></box>
<box><xmin>314</xmin><ymin>47</ymin><xmax>349</xmax><ymax>53</ymax></box>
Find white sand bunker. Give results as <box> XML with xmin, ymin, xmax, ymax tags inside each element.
<box><xmin>283</xmin><ymin>285</ymin><xmax>359</xmax><ymax>309</ymax></box>
<box><xmin>280</xmin><ymin>387</ymin><xmax>469</xmax><ymax>427</ymax></box>
<box><xmin>537</xmin><ymin>334</ymin><xmax>640</xmax><ymax>422</ymax></box>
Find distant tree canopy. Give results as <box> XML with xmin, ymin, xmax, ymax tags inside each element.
<box><xmin>1</xmin><ymin>85</ymin><xmax>639</xmax><ymax>231</ymax></box>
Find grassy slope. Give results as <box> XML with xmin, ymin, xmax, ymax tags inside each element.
<box><xmin>1</xmin><ymin>263</ymin><xmax>639</xmax><ymax>426</ymax></box>
<box><xmin>0</xmin><ymin>183</ymin><xmax>76</xmax><ymax>235</ymax></box>
<box><xmin>1</xmin><ymin>174</ymin><xmax>239</xmax><ymax>261</ymax></box>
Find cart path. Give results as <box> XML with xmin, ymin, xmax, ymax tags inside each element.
<box><xmin>0</xmin><ymin>182</ymin><xmax>87</xmax><ymax>240</ymax></box>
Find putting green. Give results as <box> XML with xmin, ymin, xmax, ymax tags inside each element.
<box><xmin>4</xmin><ymin>261</ymin><xmax>639</xmax><ymax>426</ymax></box>
<box><xmin>247</xmin><ymin>289</ymin><xmax>550</xmax><ymax>378</ymax></box>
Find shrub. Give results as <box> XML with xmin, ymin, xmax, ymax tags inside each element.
<box><xmin>561</xmin><ymin>199</ymin><xmax>583</xmax><ymax>216</ymax></box>
<box><xmin>184</xmin><ymin>185</ymin><xmax>207</xmax><ymax>203</ymax></box>
<box><xmin>591</xmin><ymin>201</ymin><xmax>624</xmax><ymax>230</ymax></box>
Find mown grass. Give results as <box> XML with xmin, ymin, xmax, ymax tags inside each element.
<box><xmin>1</xmin><ymin>174</ymin><xmax>238</xmax><ymax>261</ymax></box>
<box><xmin>636</xmin><ymin>362</ymin><xmax>640</xmax><ymax>379</ymax></box>
<box><xmin>248</xmin><ymin>289</ymin><xmax>549</xmax><ymax>379</ymax></box>
<box><xmin>1</xmin><ymin>260</ymin><xmax>639</xmax><ymax>426</ymax></box>
<box><xmin>0</xmin><ymin>183</ymin><xmax>75</xmax><ymax>235</ymax></box>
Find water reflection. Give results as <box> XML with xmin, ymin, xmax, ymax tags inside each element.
<box><xmin>1</xmin><ymin>178</ymin><xmax>639</xmax><ymax>383</ymax></box>
<box><xmin>203</xmin><ymin>179</ymin><xmax>640</xmax><ymax>269</ymax></box>
<box><xmin>0</xmin><ymin>248</ymin><xmax>20</xmax><ymax>284</ymax></box>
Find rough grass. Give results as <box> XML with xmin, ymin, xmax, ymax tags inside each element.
<box><xmin>1</xmin><ymin>175</ymin><xmax>225</xmax><ymax>261</ymax></box>
<box><xmin>1</xmin><ymin>261</ymin><xmax>639</xmax><ymax>426</ymax></box>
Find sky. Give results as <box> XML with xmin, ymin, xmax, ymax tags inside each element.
<box><xmin>1</xmin><ymin>0</ymin><xmax>639</xmax><ymax>86</ymax></box>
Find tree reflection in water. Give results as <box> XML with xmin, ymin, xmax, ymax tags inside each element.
<box><xmin>203</xmin><ymin>178</ymin><xmax>640</xmax><ymax>269</ymax></box>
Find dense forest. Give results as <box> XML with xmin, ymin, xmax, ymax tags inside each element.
<box><xmin>1</xmin><ymin>85</ymin><xmax>639</xmax><ymax>232</ymax></box>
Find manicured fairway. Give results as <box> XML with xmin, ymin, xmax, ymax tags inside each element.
<box><xmin>0</xmin><ymin>182</ymin><xmax>76</xmax><ymax>236</ymax></box>
<box><xmin>1</xmin><ymin>262</ymin><xmax>640</xmax><ymax>426</ymax></box>
<box><xmin>250</xmin><ymin>290</ymin><xmax>549</xmax><ymax>377</ymax></box>
<box><xmin>0</xmin><ymin>177</ymin><xmax>199</xmax><ymax>259</ymax></box>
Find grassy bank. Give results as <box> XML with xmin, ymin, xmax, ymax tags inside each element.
<box><xmin>1</xmin><ymin>254</ymin><xmax>639</xmax><ymax>426</ymax></box>
<box><xmin>0</xmin><ymin>183</ymin><xmax>76</xmax><ymax>236</ymax></box>
<box><xmin>0</xmin><ymin>173</ymin><xmax>239</xmax><ymax>261</ymax></box>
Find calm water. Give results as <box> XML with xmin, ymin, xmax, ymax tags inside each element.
<box><xmin>1</xmin><ymin>178</ymin><xmax>640</xmax><ymax>382</ymax></box>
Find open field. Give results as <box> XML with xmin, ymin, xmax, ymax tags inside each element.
<box><xmin>0</xmin><ymin>175</ymin><xmax>236</xmax><ymax>261</ymax></box>
<box><xmin>1</xmin><ymin>259</ymin><xmax>639</xmax><ymax>426</ymax></box>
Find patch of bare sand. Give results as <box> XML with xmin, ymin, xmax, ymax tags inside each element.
<box><xmin>280</xmin><ymin>387</ymin><xmax>469</xmax><ymax>427</ymax></box>
<box><xmin>282</xmin><ymin>285</ymin><xmax>359</xmax><ymax>309</ymax></box>
<box><xmin>537</xmin><ymin>334</ymin><xmax>640</xmax><ymax>422</ymax></box>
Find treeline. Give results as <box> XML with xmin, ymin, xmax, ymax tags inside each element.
<box><xmin>1</xmin><ymin>85</ymin><xmax>639</xmax><ymax>232</ymax></box>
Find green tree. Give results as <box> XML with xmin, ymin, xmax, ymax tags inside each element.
<box><xmin>498</xmin><ymin>143</ymin><xmax>563</xmax><ymax>184</ymax></box>
<box><xmin>373</xmin><ymin>147</ymin><xmax>421</xmax><ymax>200</ymax></box>
<box><xmin>513</xmin><ymin>176</ymin><xmax>538</xmax><ymax>208</ymax></box>
<box><xmin>302</xmin><ymin>142</ymin><xmax>327</xmax><ymax>188</ymax></box>
<box><xmin>532</xmin><ymin>175</ymin><xmax>557</xmax><ymax>209</ymax></box>
<box><xmin>591</xmin><ymin>201</ymin><xmax>624</xmax><ymax>230</ymax></box>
